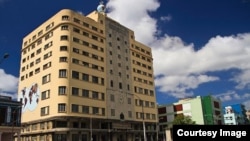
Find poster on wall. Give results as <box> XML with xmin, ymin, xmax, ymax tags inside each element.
<box><xmin>18</xmin><ymin>83</ymin><xmax>40</xmax><ymax>112</ymax></box>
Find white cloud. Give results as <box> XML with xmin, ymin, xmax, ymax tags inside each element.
<box><xmin>215</xmin><ymin>91</ymin><xmax>250</xmax><ymax>103</ymax></box>
<box><xmin>106</xmin><ymin>0</ymin><xmax>160</xmax><ymax>45</ymax></box>
<box><xmin>243</xmin><ymin>100</ymin><xmax>250</xmax><ymax>110</ymax></box>
<box><xmin>160</xmin><ymin>15</ymin><xmax>172</xmax><ymax>22</ymax></box>
<box><xmin>0</xmin><ymin>69</ymin><xmax>19</xmax><ymax>98</ymax></box>
<box><xmin>231</xmin><ymin>69</ymin><xmax>250</xmax><ymax>89</ymax></box>
<box><xmin>106</xmin><ymin>0</ymin><xmax>250</xmax><ymax>99</ymax></box>
<box><xmin>155</xmin><ymin>74</ymin><xmax>219</xmax><ymax>98</ymax></box>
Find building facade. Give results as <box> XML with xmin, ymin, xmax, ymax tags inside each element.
<box><xmin>224</xmin><ymin>104</ymin><xmax>248</xmax><ymax>125</ymax></box>
<box><xmin>157</xmin><ymin>95</ymin><xmax>223</xmax><ymax>141</ymax></box>
<box><xmin>157</xmin><ymin>96</ymin><xmax>204</xmax><ymax>141</ymax></box>
<box><xmin>17</xmin><ymin>4</ymin><xmax>157</xmax><ymax>141</ymax></box>
<box><xmin>0</xmin><ymin>95</ymin><xmax>22</xmax><ymax>141</ymax></box>
<box><xmin>202</xmin><ymin>95</ymin><xmax>223</xmax><ymax>125</ymax></box>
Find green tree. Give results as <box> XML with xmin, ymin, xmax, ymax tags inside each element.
<box><xmin>172</xmin><ymin>114</ymin><xmax>196</xmax><ymax>125</ymax></box>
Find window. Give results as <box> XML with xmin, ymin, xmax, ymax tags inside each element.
<box><xmin>101</xmin><ymin>93</ymin><xmax>105</xmax><ymax>100</ymax></box>
<box><xmin>82</xmin><ymin>106</ymin><xmax>89</xmax><ymax>114</ymax></box>
<box><xmin>35</xmin><ymin>68</ymin><xmax>40</xmax><ymax>74</ymax></box>
<box><xmin>152</xmin><ymin>114</ymin><xmax>156</xmax><ymax>120</ymax></box>
<box><xmin>41</xmin><ymin>90</ymin><xmax>50</xmax><ymax>100</ymax></box>
<box><xmin>83</xmin><ymin>31</ymin><xmax>89</xmax><ymax>36</ymax></box>
<box><xmin>110</xmin><ymin>94</ymin><xmax>114</xmax><ymax>102</ymax></box>
<box><xmin>44</xmin><ymin>51</ymin><xmax>52</xmax><ymax>60</ymax></box>
<box><xmin>92</xmin><ymin>76</ymin><xmax>98</xmax><ymax>84</ymax></box>
<box><xmin>36</xmin><ymin>48</ymin><xmax>42</xmax><ymax>55</ymax></box>
<box><xmin>46</xmin><ymin>22</ymin><xmax>54</xmax><ymax>31</ymax></box>
<box><xmin>45</xmin><ymin>32</ymin><xmax>53</xmax><ymax>40</ymax></box>
<box><xmin>43</xmin><ymin>62</ymin><xmax>51</xmax><ymax>70</ymax></box>
<box><xmin>92</xmin><ymin>91</ymin><xmax>98</xmax><ymax>99</ymax></box>
<box><xmin>82</xmin><ymin>61</ymin><xmax>89</xmax><ymax>67</ymax></box>
<box><xmin>92</xmin><ymin>107</ymin><xmax>99</xmax><ymax>114</ymax></box>
<box><xmin>101</xmin><ymin>108</ymin><xmax>105</xmax><ymax>115</ymax></box>
<box><xmin>92</xmin><ymin>45</ymin><xmax>98</xmax><ymax>50</ymax></box>
<box><xmin>92</xmin><ymin>54</ymin><xmax>98</xmax><ymax>60</ymax></box>
<box><xmin>73</xmin><ymin>18</ymin><xmax>80</xmax><ymax>23</ymax></box>
<box><xmin>58</xmin><ymin>86</ymin><xmax>66</xmax><ymax>95</ymax></box>
<box><xmin>83</xmin><ymin>22</ymin><xmax>89</xmax><ymax>27</ymax></box>
<box><xmin>72</xmin><ymin>58</ymin><xmax>79</xmax><ymax>64</ymax></box>
<box><xmin>73</xmin><ymin>48</ymin><xmax>79</xmax><ymax>53</ymax></box>
<box><xmin>92</xmin><ymin>26</ymin><xmax>98</xmax><ymax>31</ymax></box>
<box><xmin>128</xmin><ymin>111</ymin><xmax>132</xmax><ymax>118</ymax></box>
<box><xmin>59</xmin><ymin>57</ymin><xmax>67</xmax><ymax>62</ymax></box>
<box><xmin>82</xmin><ymin>41</ymin><xmax>89</xmax><ymax>46</ymax></box>
<box><xmin>128</xmin><ymin>98</ymin><xmax>131</xmax><ymax>104</ymax></box>
<box><xmin>73</xmin><ymin>37</ymin><xmax>80</xmax><ymax>43</ymax></box>
<box><xmin>92</xmin><ymin>64</ymin><xmax>98</xmax><ymax>70</ymax></box>
<box><xmin>82</xmin><ymin>89</ymin><xmax>89</xmax><ymax>97</ymax></box>
<box><xmin>42</xmin><ymin>74</ymin><xmax>51</xmax><ymax>84</ymax></box>
<box><xmin>60</xmin><ymin>35</ymin><xmax>68</xmax><ymax>40</ymax></box>
<box><xmin>61</xmin><ymin>25</ymin><xmax>69</xmax><ymax>30</ymax></box>
<box><xmin>110</xmin><ymin>80</ymin><xmax>113</xmax><ymax>87</ymax></box>
<box><xmin>119</xmin><ymin>83</ymin><xmax>122</xmax><ymax>89</ymax></box>
<box><xmin>58</xmin><ymin>103</ymin><xmax>66</xmax><ymax>112</ymax></box>
<box><xmin>62</xmin><ymin>15</ymin><xmax>69</xmax><ymax>20</ymax></box>
<box><xmin>32</xmin><ymin>35</ymin><xmax>36</xmax><ymax>41</ymax></box>
<box><xmin>151</xmin><ymin>102</ymin><xmax>155</xmax><ymax>108</ymax></box>
<box><xmin>73</xmin><ymin>27</ymin><xmax>80</xmax><ymax>33</ymax></box>
<box><xmin>59</xmin><ymin>69</ymin><xmax>67</xmax><ymax>78</ymax></box>
<box><xmin>36</xmin><ymin>58</ymin><xmax>41</xmax><ymax>64</ymax></box>
<box><xmin>38</xmin><ymin>30</ymin><xmax>43</xmax><ymax>36</ymax></box>
<box><xmin>92</xmin><ymin>35</ymin><xmax>98</xmax><ymax>41</ymax></box>
<box><xmin>41</xmin><ymin>106</ymin><xmax>49</xmax><ymax>116</ymax></box>
<box><xmin>60</xmin><ymin>46</ymin><xmax>68</xmax><ymax>51</ymax></box>
<box><xmin>31</xmin><ymin>53</ymin><xmax>35</xmax><ymax>58</ymax></box>
<box><xmin>72</xmin><ymin>71</ymin><xmax>79</xmax><ymax>79</ymax></box>
<box><xmin>150</xmin><ymin>90</ymin><xmax>154</xmax><ymax>96</ymax></box>
<box><xmin>29</xmin><ymin>71</ymin><xmax>33</xmax><ymax>77</ymax></box>
<box><xmin>72</xmin><ymin>87</ymin><xmax>79</xmax><ymax>96</ymax></box>
<box><xmin>174</xmin><ymin>104</ymin><xmax>183</xmax><ymax>112</ymax></box>
<box><xmin>82</xmin><ymin>73</ymin><xmax>89</xmax><ymax>81</ymax></box>
<box><xmin>37</xmin><ymin>39</ymin><xmax>42</xmax><ymax>45</ymax></box>
<box><xmin>30</xmin><ymin>62</ymin><xmax>34</xmax><ymax>67</ymax></box>
<box><xmin>214</xmin><ymin>101</ymin><xmax>220</xmax><ymax>109</ymax></box>
<box><xmin>72</xmin><ymin>104</ymin><xmax>79</xmax><ymax>112</ymax></box>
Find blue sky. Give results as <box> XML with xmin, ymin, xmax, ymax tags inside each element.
<box><xmin>0</xmin><ymin>0</ymin><xmax>250</xmax><ymax>109</ymax></box>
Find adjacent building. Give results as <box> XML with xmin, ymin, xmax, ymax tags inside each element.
<box><xmin>17</xmin><ymin>3</ymin><xmax>157</xmax><ymax>141</ymax></box>
<box><xmin>0</xmin><ymin>95</ymin><xmax>22</xmax><ymax>141</ymax></box>
<box><xmin>158</xmin><ymin>95</ymin><xmax>223</xmax><ymax>141</ymax></box>
<box><xmin>224</xmin><ymin>104</ymin><xmax>248</xmax><ymax>125</ymax></box>
<box><xmin>202</xmin><ymin>95</ymin><xmax>223</xmax><ymax>125</ymax></box>
<box><xmin>246</xmin><ymin>110</ymin><xmax>250</xmax><ymax>122</ymax></box>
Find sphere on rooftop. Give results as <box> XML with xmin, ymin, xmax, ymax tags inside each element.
<box><xmin>97</xmin><ymin>3</ymin><xmax>105</xmax><ymax>13</ymax></box>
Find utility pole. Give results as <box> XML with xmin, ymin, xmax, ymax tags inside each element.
<box><xmin>134</xmin><ymin>94</ymin><xmax>147</xmax><ymax>141</ymax></box>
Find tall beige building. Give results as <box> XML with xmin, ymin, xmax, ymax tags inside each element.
<box><xmin>17</xmin><ymin>3</ymin><xmax>157</xmax><ymax>141</ymax></box>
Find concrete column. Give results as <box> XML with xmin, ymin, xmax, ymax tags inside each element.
<box><xmin>165</xmin><ymin>129</ymin><xmax>172</xmax><ymax>141</ymax></box>
<box><xmin>17</xmin><ymin>131</ymin><xmax>21</xmax><ymax>141</ymax></box>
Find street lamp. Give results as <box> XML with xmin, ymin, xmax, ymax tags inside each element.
<box><xmin>90</xmin><ymin>112</ymin><xmax>98</xmax><ymax>141</ymax></box>
<box><xmin>0</xmin><ymin>53</ymin><xmax>9</xmax><ymax>64</ymax></box>
<box><xmin>11</xmin><ymin>105</ymin><xmax>22</xmax><ymax>141</ymax></box>
<box><xmin>134</xmin><ymin>94</ymin><xmax>147</xmax><ymax>141</ymax></box>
